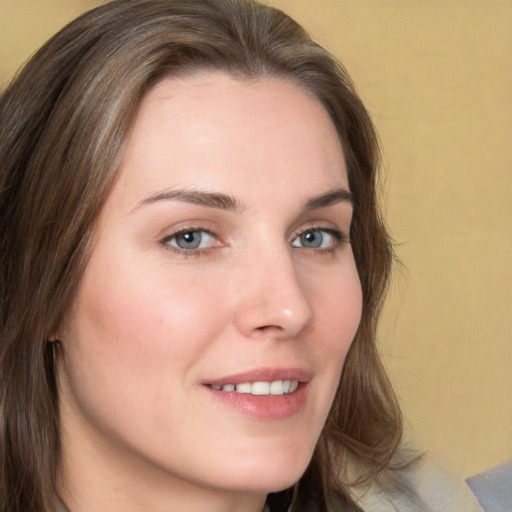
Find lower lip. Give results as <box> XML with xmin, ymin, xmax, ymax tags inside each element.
<box><xmin>204</xmin><ymin>383</ymin><xmax>309</xmax><ymax>420</ymax></box>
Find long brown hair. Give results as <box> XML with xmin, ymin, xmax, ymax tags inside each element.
<box><xmin>0</xmin><ymin>1</ymin><xmax>401</xmax><ymax>510</ymax></box>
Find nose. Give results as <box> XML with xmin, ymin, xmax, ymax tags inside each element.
<box><xmin>233</xmin><ymin>248</ymin><xmax>314</xmax><ymax>340</ymax></box>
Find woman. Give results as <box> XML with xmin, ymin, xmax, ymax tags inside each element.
<box><xmin>0</xmin><ymin>1</ymin><xmax>482</xmax><ymax>511</ymax></box>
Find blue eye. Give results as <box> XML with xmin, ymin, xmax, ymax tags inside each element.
<box><xmin>165</xmin><ymin>229</ymin><xmax>214</xmax><ymax>250</ymax></box>
<box><xmin>291</xmin><ymin>228</ymin><xmax>341</xmax><ymax>249</ymax></box>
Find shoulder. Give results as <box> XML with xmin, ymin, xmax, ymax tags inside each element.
<box><xmin>353</xmin><ymin>455</ymin><xmax>484</xmax><ymax>512</ymax></box>
<box><xmin>466</xmin><ymin>460</ymin><xmax>512</xmax><ymax>512</ymax></box>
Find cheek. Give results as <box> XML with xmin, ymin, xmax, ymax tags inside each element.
<box><xmin>70</xmin><ymin>257</ymin><xmax>226</xmax><ymax>368</ymax></box>
<box><xmin>59</xmin><ymin>257</ymin><xmax>227</xmax><ymax>433</ymax></box>
<box><xmin>58</xmin><ymin>257</ymin><xmax>231</xmax><ymax>447</ymax></box>
<box><xmin>312</xmin><ymin>262</ymin><xmax>363</xmax><ymax>357</ymax></box>
<box><xmin>323</xmin><ymin>271</ymin><xmax>362</xmax><ymax>385</ymax></box>
<box><xmin>303</xmin><ymin>260</ymin><xmax>363</xmax><ymax>420</ymax></box>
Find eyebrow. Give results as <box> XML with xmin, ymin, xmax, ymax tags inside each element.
<box><xmin>132</xmin><ymin>186</ymin><xmax>353</xmax><ymax>214</ymax></box>
<box><xmin>133</xmin><ymin>189</ymin><xmax>245</xmax><ymax>213</ymax></box>
<box><xmin>302</xmin><ymin>188</ymin><xmax>354</xmax><ymax>211</ymax></box>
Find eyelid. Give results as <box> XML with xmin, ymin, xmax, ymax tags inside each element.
<box><xmin>160</xmin><ymin>224</ymin><xmax>225</xmax><ymax>257</ymax></box>
<box><xmin>158</xmin><ymin>221</ymin><xmax>350</xmax><ymax>259</ymax></box>
<box><xmin>289</xmin><ymin>226</ymin><xmax>350</xmax><ymax>259</ymax></box>
<box><xmin>291</xmin><ymin>224</ymin><xmax>350</xmax><ymax>244</ymax></box>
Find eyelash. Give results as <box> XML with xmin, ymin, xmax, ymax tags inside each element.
<box><xmin>160</xmin><ymin>225</ymin><xmax>350</xmax><ymax>258</ymax></box>
<box><xmin>160</xmin><ymin>225</ymin><xmax>218</xmax><ymax>258</ymax></box>
<box><xmin>291</xmin><ymin>227</ymin><xmax>350</xmax><ymax>257</ymax></box>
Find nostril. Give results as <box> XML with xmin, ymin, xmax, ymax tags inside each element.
<box><xmin>254</xmin><ymin>324</ymin><xmax>284</xmax><ymax>334</ymax></box>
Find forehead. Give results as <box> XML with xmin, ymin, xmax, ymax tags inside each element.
<box><xmin>112</xmin><ymin>71</ymin><xmax>347</xmax><ymax>211</ymax></box>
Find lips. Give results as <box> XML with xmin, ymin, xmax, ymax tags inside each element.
<box><xmin>204</xmin><ymin>367</ymin><xmax>312</xmax><ymax>386</ymax></box>
<box><xmin>203</xmin><ymin>368</ymin><xmax>311</xmax><ymax>420</ymax></box>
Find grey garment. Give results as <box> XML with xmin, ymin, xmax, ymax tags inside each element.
<box><xmin>354</xmin><ymin>456</ymin><xmax>484</xmax><ymax>512</ymax></box>
<box><xmin>466</xmin><ymin>460</ymin><xmax>512</xmax><ymax>512</ymax></box>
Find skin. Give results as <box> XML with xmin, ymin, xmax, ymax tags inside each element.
<box><xmin>57</xmin><ymin>71</ymin><xmax>363</xmax><ymax>512</ymax></box>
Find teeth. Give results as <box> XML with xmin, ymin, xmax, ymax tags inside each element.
<box><xmin>269</xmin><ymin>380</ymin><xmax>284</xmax><ymax>395</ymax></box>
<box><xmin>251</xmin><ymin>381</ymin><xmax>270</xmax><ymax>395</ymax></box>
<box><xmin>235</xmin><ymin>383</ymin><xmax>251</xmax><ymax>393</ymax></box>
<box><xmin>214</xmin><ymin>380</ymin><xmax>299</xmax><ymax>395</ymax></box>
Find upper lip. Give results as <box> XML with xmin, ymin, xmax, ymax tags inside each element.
<box><xmin>204</xmin><ymin>367</ymin><xmax>313</xmax><ymax>386</ymax></box>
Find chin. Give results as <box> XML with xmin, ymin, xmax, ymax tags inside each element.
<box><xmin>211</xmin><ymin>445</ymin><xmax>314</xmax><ymax>495</ymax></box>
<box><xmin>221</xmin><ymin>472</ymin><xmax>302</xmax><ymax>496</ymax></box>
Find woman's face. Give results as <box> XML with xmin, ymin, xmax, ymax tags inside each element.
<box><xmin>58</xmin><ymin>72</ymin><xmax>362</xmax><ymax>509</ymax></box>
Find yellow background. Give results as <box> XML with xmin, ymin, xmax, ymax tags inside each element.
<box><xmin>1</xmin><ymin>0</ymin><xmax>510</xmax><ymax>479</ymax></box>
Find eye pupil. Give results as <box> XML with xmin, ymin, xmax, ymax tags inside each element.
<box><xmin>301</xmin><ymin>230</ymin><xmax>322</xmax><ymax>248</ymax></box>
<box><xmin>176</xmin><ymin>231</ymin><xmax>201</xmax><ymax>249</ymax></box>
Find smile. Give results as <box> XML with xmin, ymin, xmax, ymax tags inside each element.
<box><xmin>204</xmin><ymin>369</ymin><xmax>310</xmax><ymax>419</ymax></box>
<box><xmin>209</xmin><ymin>380</ymin><xmax>299</xmax><ymax>395</ymax></box>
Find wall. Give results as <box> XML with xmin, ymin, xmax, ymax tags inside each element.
<box><xmin>1</xmin><ymin>0</ymin><xmax>510</xmax><ymax>479</ymax></box>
